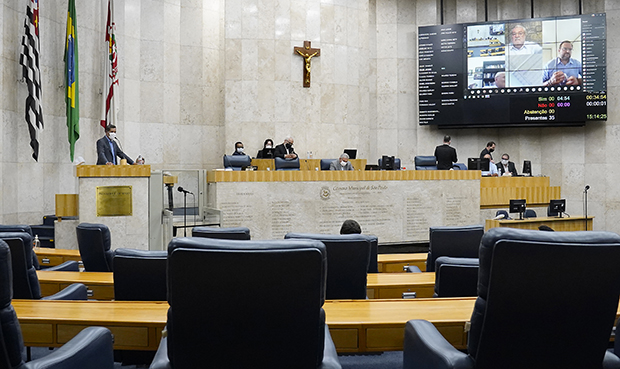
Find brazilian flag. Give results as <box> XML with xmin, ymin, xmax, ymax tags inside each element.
<box><xmin>64</xmin><ymin>0</ymin><xmax>79</xmax><ymax>161</ymax></box>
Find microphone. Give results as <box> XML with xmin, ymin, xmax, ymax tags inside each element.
<box><xmin>584</xmin><ymin>185</ymin><xmax>590</xmax><ymax>191</ymax></box>
<box><xmin>492</xmin><ymin>213</ymin><xmax>506</xmax><ymax>220</ymax></box>
<box><xmin>177</xmin><ymin>186</ymin><xmax>192</xmax><ymax>194</ymax></box>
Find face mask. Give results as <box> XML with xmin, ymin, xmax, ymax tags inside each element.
<box><xmin>286</xmin><ymin>143</ymin><xmax>292</xmax><ymax>149</ymax></box>
<box><xmin>340</xmin><ymin>161</ymin><xmax>347</xmax><ymax>166</ymax></box>
<box><xmin>237</xmin><ymin>147</ymin><xmax>244</xmax><ymax>153</ymax></box>
<box><xmin>489</xmin><ymin>148</ymin><xmax>494</xmax><ymax>153</ymax></box>
<box><xmin>501</xmin><ymin>159</ymin><xmax>508</xmax><ymax>165</ymax></box>
<box><xmin>265</xmin><ymin>145</ymin><xmax>272</xmax><ymax>149</ymax></box>
<box><xmin>109</xmin><ymin>132</ymin><xmax>117</xmax><ymax>140</ymax></box>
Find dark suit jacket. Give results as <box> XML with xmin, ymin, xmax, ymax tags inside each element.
<box><xmin>274</xmin><ymin>143</ymin><xmax>297</xmax><ymax>159</ymax></box>
<box><xmin>498</xmin><ymin>161</ymin><xmax>518</xmax><ymax>176</ymax></box>
<box><xmin>434</xmin><ymin>144</ymin><xmax>457</xmax><ymax>170</ymax></box>
<box><xmin>96</xmin><ymin>136</ymin><xmax>134</xmax><ymax>165</ymax></box>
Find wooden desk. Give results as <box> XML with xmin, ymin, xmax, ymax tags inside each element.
<box><xmin>367</xmin><ymin>273</ymin><xmax>435</xmax><ymax>299</ymax></box>
<box><xmin>38</xmin><ymin>271</ymin><xmax>435</xmax><ymax>301</ymax></box>
<box><xmin>480</xmin><ymin>176</ymin><xmax>561</xmax><ymax>208</ymax></box>
<box><xmin>377</xmin><ymin>253</ymin><xmax>427</xmax><ymax>272</ymax></box>
<box><xmin>35</xmin><ymin>248</ymin><xmax>81</xmax><ymax>267</ymax></box>
<box><xmin>13</xmin><ymin>298</ymin><xmax>475</xmax><ymax>352</ymax></box>
<box><xmin>37</xmin><ymin>271</ymin><xmax>114</xmax><ymax>300</ymax></box>
<box><xmin>485</xmin><ymin>216</ymin><xmax>593</xmax><ymax>232</ymax></box>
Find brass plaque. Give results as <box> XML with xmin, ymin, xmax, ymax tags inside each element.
<box><xmin>96</xmin><ymin>186</ymin><xmax>132</xmax><ymax>216</ymax></box>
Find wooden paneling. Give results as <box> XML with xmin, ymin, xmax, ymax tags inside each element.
<box><xmin>76</xmin><ymin>165</ymin><xmax>151</xmax><ymax>177</ymax></box>
<box><xmin>480</xmin><ymin>176</ymin><xmax>561</xmax><ymax>207</ymax></box>
<box><xmin>485</xmin><ymin>216</ymin><xmax>593</xmax><ymax>232</ymax></box>
<box><xmin>378</xmin><ymin>253</ymin><xmax>427</xmax><ymax>272</ymax></box>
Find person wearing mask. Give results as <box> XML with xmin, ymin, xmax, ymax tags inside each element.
<box><xmin>232</xmin><ymin>141</ymin><xmax>247</xmax><ymax>155</ymax></box>
<box><xmin>480</xmin><ymin>141</ymin><xmax>496</xmax><ymax>163</ymax></box>
<box><xmin>434</xmin><ymin>135</ymin><xmax>457</xmax><ymax>170</ymax></box>
<box><xmin>256</xmin><ymin>139</ymin><xmax>275</xmax><ymax>158</ymax></box>
<box><xmin>497</xmin><ymin>153</ymin><xmax>518</xmax><ymax>176</ymax></box>
<box><xmin>330</xmin><ymin>153</ymin><xmax>354</xmax><ymax>171</ymax></box>
<box><xmin>274</xmin><ymin>136</ymin><xmax>297</xmax><ymax>159</ymax></box>
<box><xmin>96</xmin><ymin>124</ymin><xmax>134</xmax><ymax>165</ymax></box>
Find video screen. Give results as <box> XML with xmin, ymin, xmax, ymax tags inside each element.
<box><xmin>419</xmin><ymin>14</ymin><xmax>606</xmax><ymax>127</ymax></box>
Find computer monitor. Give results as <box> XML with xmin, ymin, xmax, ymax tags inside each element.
<box><xmin>380</xmin><ymin>156</ymin><xmax>395</xmax><ymax>170</ymax></box>
<box><xmin>509</xmin><ymin>199</ymin><xmax>526</xmax><ymax>220</ymax></box>
<box><xmin>522</xmin><ymin>160</ymin><xmax>532</xmax><ymax>176</ymax></box>
<box><xmin>467</xmin><ymin>157</ymin><xmax>490</xmax><ymax>171</ymax></box>
<box><xmin>344</xmin><ymin>149</ymin><xmax>357</xmax><ymax>159</ymax></box>
<box><xmin>549</xmin><ymin>199</ymin><xmax>566</xmax><ymax>218</ymax></box>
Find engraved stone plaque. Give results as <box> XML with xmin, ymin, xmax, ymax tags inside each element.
<box><xmin>96</xmin><ymin>186</ymin><xmax>133</xmax><ymax>216</ymax></box>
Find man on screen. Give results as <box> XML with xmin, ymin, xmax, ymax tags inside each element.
<box><xmin>543</xmin><ymin>40</ymin><xmax>582</xmax><ymax>87</ymax></box>
<box><xmin>506</xmin><ymin>24</ymin><xmax>543</xmax><ymax>87</ymax></box>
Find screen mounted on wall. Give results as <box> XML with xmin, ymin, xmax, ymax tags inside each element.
<box><xmin>418</xmin><ymin>13</ymin><xmax>606</xmax><ymax>127</ymax></box>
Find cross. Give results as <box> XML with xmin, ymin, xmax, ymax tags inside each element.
<box><xmin>294</xmin><ymin>41</ymin><xmax>320</xmax><ymax>88</ymax></box>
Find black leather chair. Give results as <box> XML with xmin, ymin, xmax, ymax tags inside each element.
<box><xmin>113</xmin><ymin>249</ymin><xmax>167</xmax><ymax>301</ymax></box>
<box><xmin>192</xmin><ymin>226</ymin><xmax>251</xmax><ymax>240</ymax></box>
<box><xmin>433</xmin><ymin>256</ymin><xmax>479</xmax><ymax>297</ymax></box>
<box><xmin>495</xmin><ymin>210</ymin><xmax>510</xmax><ymax>220</ymax></box>
<box><xmin>0</xmin><ymin>232</ymin><xmax>87</xmax><ymax>300</ymax></box>
<box><xmin>404</xmin><ymin>228</ymin><xmax>620</xmax><ymax>369</ymax></box>
<box><xmin>223</xmin><ymin>154</ymin><xmax>251</xmax><ymax>170</ymax></box>
<box><xmin>284</xmin><ymin>233</ymin><xmax>371</xmax><ymax>299</ymax></box>
<box><xmin>425</xmin><ymin>225</ymin><xmax>484</xmax><ymax>272</ymax></box>
<box><xmin>275</xmin><ymin>157</ymin><xmax>301</xmax><ymax>170</ymax></box>
<box><xmin>76</xmin><ymin>223</ymin><xmax>114</xmax><ymax>272</ymax></box>
<box><xmin>0</xmin><ymin>239</ymin><xmax>114</xmax><ymax>369</ymax></box>
<box><xmin>367</xmin><ymin>234</ymin><xmax>379</xmax><ymax>273</ymax></box>
<box><xmin>378</xmin><ymin>157</ymin><xmax>402</xmax><ymax>170</ymax></box>
<box><xmin>0</xmin><ymin>224</ymin><xmax>78</xmax><ymax>271</ymax></box>
<box><xmin>524</xmin><ymin>209</ymin><xmax>537</xmax><ymax>218</ymax></box>
<box><xmin>149</xmin><ymin>237</ymin><xmax>341</xmax><ymax>369</ymax></box>
<box><xmin>320</xmin><ymin>159</ymin><xmax>336</xmax><ymax>170</ymax></box>
<box><xmin>414</xmin><ymin>156</ymin><xmax>437</xmax><ymax>170</ymax></box>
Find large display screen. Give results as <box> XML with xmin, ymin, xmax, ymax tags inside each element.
<box><xmin>418</xmin><ymin>13</ymin><xmax>607</xmax><ymax>127</ymax></box>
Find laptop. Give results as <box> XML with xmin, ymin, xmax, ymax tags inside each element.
<box><xmin>344</xmin><ymin>149</ymin><xmax>357</xmax><ymax>159</ymax></box>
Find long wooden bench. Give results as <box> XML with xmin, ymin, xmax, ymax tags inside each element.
<box><xmin>37</xmin><ymin>271</ymin><xmax>436</xmax><ymax>300</ymax></box>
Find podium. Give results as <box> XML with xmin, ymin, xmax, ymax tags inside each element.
<box><xmin>76</xmin><ymin>165</ymin><xmax>154</xmax><ymax>250</ymax></box>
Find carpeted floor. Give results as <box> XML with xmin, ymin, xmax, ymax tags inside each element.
<box><xmin>30</xmin><ymin>347</ymin><xmax>403</xmax><ymax>368</ymax></box>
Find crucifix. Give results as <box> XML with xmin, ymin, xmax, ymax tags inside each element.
<box><xmin>294</xmin><ymin>41</ymin><xmax>320</xmax><ymax>88</ymax></box>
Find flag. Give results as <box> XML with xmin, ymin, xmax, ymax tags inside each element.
<box><xmin>64</xmin><ymin>0</ymin><xmax>79</xmax><ymax>162</ymax></box>
<box><xmin>19</xmin><ymin>0</ymin><xmax>44</xmax><ymax>162</ymax></box>
<box><xmin>101</xmin><ymin>0</ymin><xmax>118</xmax><ymax>129</ymax></box>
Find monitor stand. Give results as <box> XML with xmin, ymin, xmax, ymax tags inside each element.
<box><xmin>518</xmin><ymin>211</ymin><xmax>523</xmax><ymax>220</ymax></box>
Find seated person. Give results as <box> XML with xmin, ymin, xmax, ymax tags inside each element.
<box><xmin>274</xmin><ymin>136</ymin><xmax>297</xmax><ymax>159</ymax></box>
<box><xmin>330</xmin><ymin>153</ymin><xmax>354</xmax><ymax>171</ymax></box>
<box><xmin>543</xmin><ymin>41</ymin><xmax>582</xmax><ymax>87</ymax></box>
<box><xmin>497</xmin><ymin>153</ymin><xmax>518</xmax><ymax>176</ymax></box>
<box><xmin>340</xmin><ymin>219</ymin><xmax>361</xmax><ymax>234</ymax></box>
<box><xmin>481</xmin><ymin>154</ymin><xmax>498</xmax><ymax>176</ymax></box>
<box><xmin>232</xmin><ymin>141</ymin><xmax>247</xmax><ymax>155</ymax></box>
<box><xmin>256</xmin><ymin>139</ymin><xmax>274</xmax><ymax>158</ymax></box>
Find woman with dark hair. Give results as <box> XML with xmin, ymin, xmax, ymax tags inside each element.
<box><xmin>256</xmin><ymin>139</ymin><xmax>274</xmax><ymax>158</ymax></box>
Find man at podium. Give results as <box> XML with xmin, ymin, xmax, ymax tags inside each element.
<box><xmin>96</xmin><ymin>125</ymin><xmax>134</xmax><ymax>165</ymax></box>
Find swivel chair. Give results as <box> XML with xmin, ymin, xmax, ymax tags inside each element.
<box><xmin>433</xmin><ymin>256</ymin><xmax>479</xmax><ymax>297</ymax></box>
<box><xmin>0</xmin><ymin>240</ymin><xmax>114</xmax><ymax>369</ymax></box>
<box><xmin>524</xmin><ymin>209</ymin><xmax>537</xmax><ymax>218</ymax></box>
<box><xmin>113</xmin><ymin>249</ymin><xmax>167</xmax><ymax>301</ymax></box>
<box><xmin>378</xmin><ymin>157</ymin><xmax>402</xmax><ymax>170</ymax></box>
<box><xmin>284</xmin><ymin>233</ymin><xmax>371</xmax><ymax>299</ymax></box>
<box><xmin>404</xmin><ymin>228</ymin><xmax>620</xmax><ymax>369</ymax></box>
<box><xmin>320</xmin><ymin>159</ymin><xmax>336</xmax><ymax>170</ymax></box>
<box><xmin>426</xmin><ymin>225</ymin><xmax>484</xmax><ymax>272</ymax></box>
<box><xmin>192</xmin><ymin>226</ymin><xmax>251</xmax><ymax>240</ymax></box>
<box><xmin>0</xmin><ymin>224</ymin><xmax>78</xmax><ymax>271</ymax></box>
<box><xmin>149</xmin><ymin>237</ymin><xmax>341</xmax><ymax>369</ymax></box>
<box><xmin>76</xmin><ymin>223</ymin><xmax>114</xmax><ymax>272</ymax></box>
<box><xmin>275</xmin><ymin>157</ymin><xmax>300</xmax><ymax>170</ymax></box>
<box><xmin>0</xmin><ymin>232</ymin><xmax>87</xmax><ymax>300</ymax></box>
<box><xmin>223</xmin><ymin>154</ymin><xmax>252</xmax><ymax>170</ymax></box>
<box><xmin>414</xmin><ymin>156</ymin><xmax>437</xmax><ymax>170</ymax></box>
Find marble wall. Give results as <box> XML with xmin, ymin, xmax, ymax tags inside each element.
<box><xmin>1</xmin><ymin>0</ymin><xmax>619</xmax><ymax>234</ymax></box>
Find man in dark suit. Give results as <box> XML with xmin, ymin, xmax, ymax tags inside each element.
<box><xmin>434</xmin><ymin>135</ymin><xmax>457</xmax><ymax>170</ymax></box>
<box><xmin>497</xmin><ymin>153</ymin><xmax>518</xmax><ymax>176</ymax></box>
<box><xmin>274</xmin><ymin>136</ymin><xmax>297</xmax><ymax>159</ymax></box>
<box><xmin>96</xmin><ymin>125</ymin><xmax>134</xmax><ymax>165</ymax></box>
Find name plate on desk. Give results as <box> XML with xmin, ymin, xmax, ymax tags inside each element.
<box><xmin>96</xmin><ymin>186</ymin><xmax>133</xmax><ymax>216</ymax></box>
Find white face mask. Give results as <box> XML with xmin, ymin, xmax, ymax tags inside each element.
<box><xmin>108</xmin><ymin>132</ymin><xmax>117</xmax><ymax>140</ymax></box>
<box><xmin>237</xmin><ymin>147</ymin><xmax>244</xmax><ymax>153</ymax></box>
<box><xmin>501</xmin><ymin>159</ymin><xmax>508</xmax><ymax>165</ymax></box>
<box><xmin>340</xmin><ymin>161</ymin><xmax>347</xmax><ymax>166</ymax></box>
<box><xmin>265</xmin><ymin>145</ymin><xmax>272</xmax><ymax>149</ymax></box>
